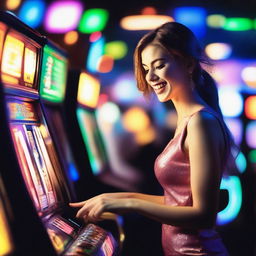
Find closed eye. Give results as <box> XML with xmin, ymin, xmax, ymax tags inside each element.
<box><xmin>156</xmin><ymin>63</ymin><xmax>165</xmax><ymax>69</ymax></box>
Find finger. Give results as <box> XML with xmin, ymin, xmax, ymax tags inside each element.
<box><xmin>69</xmin><ymin>201</ymin><xmax>86</xmax><ymax>208</ymax></box>
<box><xmin>76</xmin><ymin>205</ymin><xmax>90</xmax><ymax>219</ymax></box>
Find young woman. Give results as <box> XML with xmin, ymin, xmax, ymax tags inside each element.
<box><xmin>70</xmin><ymin>22</ymin><xmax>235</xmax><ymax>255</ymax></box>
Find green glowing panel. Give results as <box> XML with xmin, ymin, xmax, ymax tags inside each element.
<box><xmin>76</xmin><ymin>108</ymin><xmax>107</xmax><ymax>175</ymax></box>
<box><xmin>40</xmin><ymin>45</ymin><xmax>68</xmax><ymax>103</ymax></box>
<box><xmin>248</xmin><ymin>149</ymin><xmax>256</xmax><ymax>163</ymax></box>
<box><xmin>223</xmin><ymin>18</ymin><xmax>253</xmax><ymax>31</ymax></box>
<box><xmin>78</xmin><ymin>9</ymin><xmax>109</xmax><ymax>34</ymax></box>
<box><xmin>105</xmin><ymin>41</ymin><xmax>128</xmax><ymax>60</ymax></box>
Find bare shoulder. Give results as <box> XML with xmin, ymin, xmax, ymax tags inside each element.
<box><xmin>187</xmin><ymin>110</ymin><xmax>224</xmax><ymax>147</ymax></box>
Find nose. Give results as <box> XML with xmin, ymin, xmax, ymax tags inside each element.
<box><xmin>146</xmin><ymin>69</ymin><xmax>159</xmax><ymax>83</ymax></box>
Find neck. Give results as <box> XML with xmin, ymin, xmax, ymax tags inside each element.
<box><xmin>171</xmin><ymin>90</ymin><xmax>207</xmax><ymax>125</ymax></box>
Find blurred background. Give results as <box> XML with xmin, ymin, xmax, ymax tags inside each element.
<box><xmin>1</xmin><ymin>0</ymin><xmax>256</xmax><ymax>255</ymax></box>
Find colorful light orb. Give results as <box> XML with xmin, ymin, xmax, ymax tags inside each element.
<box><xmin>248</xmin><ymin>149</ymin><xmax>256</xmax><ymax>164</ymax></box>
<box><xmin>120</xmin><ymin>15</ymin><xmax>174</xmax><ymax>30</ymax></box>
<box><xmin>96</xmin><ymin>102</ymin><xmax>121</xmax><ymax>124</ymax></box>
<box><xmin>218</xmin><ymin>88</ymin><xmax>243</xmax><ymax>117</ymax></box>
<box><xmin>78</xmin><ymin>8</ymin><xmax>109</xmax><ymax>33</ymax></box>
<box><xmin>86</xmin><ymin>36</ymin><xmax>105</xmax><ymax>73</ymax></box>
<box><xmin>224</xmin><ymin>118</ymin><xmax>243</xmax><ymax>145</ymax></box>
<box><xmin>141</xmin><ymin>6</ymin><xmax>157</xmax><ymax>15</ymax></box>
<box><xmin>105</xmin><ymin>41</ymin><xmax>128</xmax><ymax>60</ymax></box>
<box><xmin>111</xmin><ymin>72</ymin><xmax>142</xmax><ymax>104</ymax></box>
<box><xmin>207</xmin><ymin>14</ymin><xmax>226</xmax><ymax>28</ymax></box>
<box><xmin>97</xmin><ymin>55</ymin><xmax>114</xmax><ymax>73</ymax></box>
<box><xmin>235</xmin><ymin>151</ymin><xmax>247</xmax><ymax>174</ymax></box>
<box><xmin>173</xmin><ymin>6</ymin><xmax>207</xmax><ymax>38</ymax></box>
<box><xmin>217</xmin><ymin>176</ymin><xmax>242</xmax><ymax>225</ymax></box>
<box><xmin>244</xmin><ymin>96</ymin><xmax>256</xmax><ymax>119</ymax></box>
<box><xmin>18</xmin><ymin>0</ymin><xmax>45</xmax><ymax>28</ymax></box>
<box><xmin>212</xmin><ymin>60</ymin><xmax>242</xmax><ymax>87</ymax></box>
<box><xmin>245</xmin><ymin>121</ymin><xmax>256</xmax><ymax>148</ymax></box>
<box><xmin>89</xmin><ymin>31</ymin><xmax>102</xmax><ymax>42</ymax></box>
<box><xmin>64</xmin><ymin>31</ymin><xmax>79</xmax><ymax>45</ymax></box>
<box><xmin>205</xmin><ymin>43</ymin><xmax>232</xmax><ymax>60</ymax></box>
<box><xmin>223</xmin><ymin>17</ymin><xmax>253</xmax><ymax>31</ymax></box>
<box><xmin>241</xmin><ymin>66</ymin><xmax>256</xmax><ymax>88</ymax></box>
<box><xmin>122</xmin><ymin>106</ymin><xmax>151</xmax><ymax>133</ymax></box>
<box><xmin>44</xmin><ymin>1</ymin><xmax>83</xmax><ymax>33</ymax></box>
<box><xmin>6</xmin><ymin>0</ymin><xmax>21</xmax><ymax>10</ymax></box>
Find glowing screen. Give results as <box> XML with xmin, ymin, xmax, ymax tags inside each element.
<box><xmin>24</xmin><ymin>47</ymin><xmax>37</xmax><ymax>86</ymax></box>
<box><xmin>1</xmin><ymin>34</ymin><xmax>24</xmax><ymax>82</ymax></box>
<box><xmin>77</xmin><ymin>72</ymin><xmax>100</xmax><ymax>108</ymax></box>
<box><xmin>76</xmin><ymin>108</ymin><xmax>107</xmax><ymax>175</ymax></box>
<box><xmin>40</xmin><ymin>45</ymin><xmax>67</xmax><ymax>103</ymax></box>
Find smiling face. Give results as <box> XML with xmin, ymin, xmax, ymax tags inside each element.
<box><xmin>141</xmin><ymin>43</ymin><xmax>191</xmax><ymax>102</ymax></box>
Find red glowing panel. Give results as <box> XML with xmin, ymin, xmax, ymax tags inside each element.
<box><xmin>244</xmin><ymin>95</ymin><xmax>256</xmax><ymax>119</ymax></box>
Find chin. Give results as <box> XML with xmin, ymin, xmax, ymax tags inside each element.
<box><xmin>157</xmin><ymin>95</ymin><xmax>171</xmax><ymax>102</ymax></box>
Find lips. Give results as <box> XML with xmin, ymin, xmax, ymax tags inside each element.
<box><xmin>152</xmin><ymin>82</ymin><xmax>167</xmax><ymax>93</ymax></box>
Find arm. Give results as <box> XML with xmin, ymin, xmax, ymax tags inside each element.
<box><xmin>71</xmin><ymin>112</ymin><xmax>224</xmax><ymax>228</ymax></box>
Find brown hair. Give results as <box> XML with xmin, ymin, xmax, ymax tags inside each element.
<box><xmin>134</xmin><ymin>22</ymin><xmax>221</xmax><ymax>113</ymax></box>
<box><xmin>134</xmin><ymin>22</ymin><xmax>239</xmax><ymax>174</ymax></box>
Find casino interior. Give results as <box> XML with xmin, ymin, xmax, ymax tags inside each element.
<box><xmin>0</xmin><ymin>0</ymin><xmax>255</xmax><ymax>256</ymax></box>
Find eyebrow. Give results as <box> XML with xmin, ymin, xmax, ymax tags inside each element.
<box><xmin>142</xmin><ymin>58</ymin><xmax>166</xmax><ymax>67</ymax></box>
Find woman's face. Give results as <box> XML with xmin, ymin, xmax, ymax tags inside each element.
<box><xmin>141</xmin><ymin>44</ymin><xmax>191</xmax><ymax>102</ymax></box>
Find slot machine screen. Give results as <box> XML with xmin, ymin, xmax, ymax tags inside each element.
<box><xmin>77</xmin><ymin>108</ymin><xmax>108</xmax><ymax>175</ymax></box>
<box><xmin>1</xmin><ymin>30</ymin><xmax>37</xmax><ymax>89</ymax></box>
<box><xmin>1</xmin><ymin>34</ymin><xmax>24</xmax><ymax>84</ymax></box>
<box><xmin>77</xmin><ymin>72</ymin><xmax>100</xmax><ymax>108</ymax></box>
<box><xmin>40</xmin><ymin>44</ymin><xmax>67</xmax><ymax>103</ymax></box>
<box><xmin>76</xmin><ymin>72</ymin><xmax>108</xmax><ymax>175</ymax></box>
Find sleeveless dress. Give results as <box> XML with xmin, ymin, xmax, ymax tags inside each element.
<box><xmin>154</xmin><ymin>107</ymin><xmax>229</xmax><ymax>256</ymax></box>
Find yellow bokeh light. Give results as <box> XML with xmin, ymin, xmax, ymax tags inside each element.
<box><xmin>6</xmin><ymin>0</ymin><xmax>21</xmax><ymax>10</ymax></box>
<box><xmin>122</xmin><ymin>106</ymin><xmax>151</xmax><ymax>133</ymax></box>
<box><xmin>64</xmin><ymin>31</ymin><xmax>79</xmax><ymax>45</ymax></box>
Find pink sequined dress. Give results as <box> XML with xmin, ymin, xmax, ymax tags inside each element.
<box><xmin>154</xmin><ymin>107</ymin><xmax>229</xmax><ymax>256</ymax></box>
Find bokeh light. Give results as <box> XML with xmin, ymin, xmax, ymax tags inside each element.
<box><xmin>105</xmin><ymin>41</ymin><xmax>128</xmax><ymax>60</ymax></box>
<box><xmin>244</xmin><ymin>96</ymin><xmax>256</xmax><ymax>119</ymax></box>
<box><xmin>97</xmin><ymin>55</ymin><xmax>114</xmax><ymax>73</ymax></box>
<box><xmin>241</xmin><ymin>66</ymin><xmax>256</xmax><ymax>88</ymax></box>
<box><xmin>6</xmin><ymin>0</ymin><xmax>21</xmax><ymax>10</ymax></box>
<box><xmin>78</xmin><ymin>8</ymin><xmax>109</xmax><ymax>33</ymax></box>
<box><xmin>218</xmin><ymin>88</ymin><xmax>243</xmax><ymax>117</ymax></box>
<box><xmin>18</xmin><ymin>0</ymin><xmax>45</xmax><ymax>28</ymax></box>
<box><xmin>44</xmin><ymin>1</ymin><xmax>83</xmax><ymax>33</ymax></box>
<box><xmin>205</xmin><ymin>43</ymin><xmax>232</xmax><ymax>60</ymax></box>
<box><xmin>245</xmin><ymin>121</ymin><xmax>256</xmax><ymax>148</ymax></box>
<box><xmin>64</xmin><ymin>31</ymin><xmax>79</xmax><ymax>45</ymax></box>
<box><xmin>173</xmin><ymin>6</ymin><xmax>207</xmax><ymax>38</ymax></box>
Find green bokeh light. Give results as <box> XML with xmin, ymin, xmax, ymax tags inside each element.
<box><xmin>105</xmin><ymin>41</ymin><xmax>128</xmax><ymax>60</ymax></box>
<box><xmin>78</xmin><ymin>8</ymin><xmax>109</xmax><ymax>33</ymax></box>
<box><xmin>223</xmin><ymin>17</ymin><xmax>253</xmax><ymax>31</ymax></box>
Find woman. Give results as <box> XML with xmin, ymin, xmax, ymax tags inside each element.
<box><xmin>70</xmin><ymin>22</ymin><xmax>235</xmax><ymax>255</ymax></box>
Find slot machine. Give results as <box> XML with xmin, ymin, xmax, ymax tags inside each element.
<box><xmin>64</xmin><ymin>70</ymin><xmax>138</xmax><ymax>200</ymax></box>
<box><xmin>38</xmin><ymin>38</ymin><xmax>78</xmax><ymax>200</ymax></box>
<box><xmin>0</xmin><ymin>11</ymin><xmax>121</xmax><ymax>256</ymax></box>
